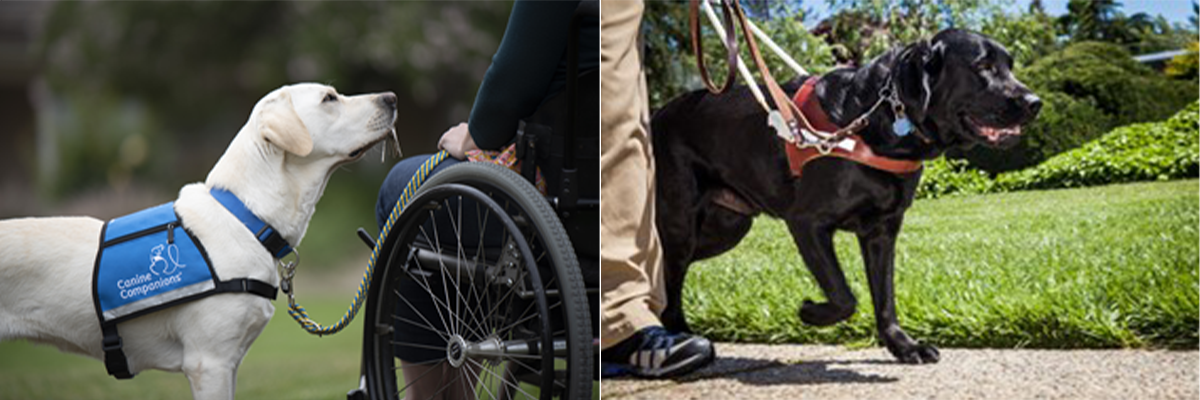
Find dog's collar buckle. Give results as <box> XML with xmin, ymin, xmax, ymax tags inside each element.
<box><xmin>209</xmin><ymin>187</ymin><xmax>294</xmax><ymax>259</ymax></box>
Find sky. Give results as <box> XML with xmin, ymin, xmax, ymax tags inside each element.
<box><xmin>1015</xmin><ymin>0</ymin><xmax>1195</xmax><ymax>25</ymax></box>
<box><xmin>804</xmin><ymin>0</ymin><xmax>1197</xmax><ymax>26</ymax></box>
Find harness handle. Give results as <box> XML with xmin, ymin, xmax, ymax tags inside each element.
<box><xmin>689</xmin><ymin>0</ymin><xmax>739</xmax><ymax>95</ymax></box>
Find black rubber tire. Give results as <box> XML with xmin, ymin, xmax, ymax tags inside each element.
<box><xmin>362</xmin><ymin>162</ymin><xmax>592</xmax><ymax>400</ymax></box>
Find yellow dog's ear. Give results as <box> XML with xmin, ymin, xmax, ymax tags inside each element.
<box><xmin>257</xmin><ymin>91</ymin><xmax>313</xmax><ymax>156</ymax></box>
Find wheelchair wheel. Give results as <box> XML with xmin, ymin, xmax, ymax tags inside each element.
<box><xmin>362</xmin><ymin>163</ymin><xmax>592</xmax><ymax>400</ymax></box>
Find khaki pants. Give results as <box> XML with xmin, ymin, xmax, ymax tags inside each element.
<box><xmin>600</xmin><ymin>0</ymin><xmax>665</xmax><ymax>350</ymax></box>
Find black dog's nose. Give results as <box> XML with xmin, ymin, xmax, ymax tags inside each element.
<box><xmin>1022</xmin><ymin>93</ymin><xmax>1042</xmax><ymax>115</ymax></box>
<box><xmin>380</xmin><ymin>92</ymin><xmax>397</xmax><ymax>109</ymax></box>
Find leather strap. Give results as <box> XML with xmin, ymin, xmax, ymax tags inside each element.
<box><xmin>102</xmin><ymin>324</ymin><xmax>133</xmax><ymax>379</ymax></box>
<box><xmin>690</xmin><ymin>0</ymin><xmax>739</xmax><ymax>94</ymax></box>
<box><xmin>787</xmin><ymin>79</ymin><xmax>923</xmax><ymax>177</ymax></box>
<box><xmin>793</xmin><ymin>79</ymin><xmax>839</xmax><ymax>133</ymax></box>
<box><xmin>785</xmin><ymin>136</ymin><xmax>923</xmax><ymax>178</ymax></box>
<box><xmin>101</xmin><ymin>278</ymin><xmax>276</xmax><ymax>379</ymax></box>
<box><xmin>726</xmin><ymin>0</ymin><xmax>809</xmax><ymax>138</ymax></box>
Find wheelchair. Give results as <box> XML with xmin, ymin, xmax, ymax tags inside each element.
<box><xmin>354</xmin><ymin>3</ymin><xmax>598</xmax><ymax>399</ymax></box>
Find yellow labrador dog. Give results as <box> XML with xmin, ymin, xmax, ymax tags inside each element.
<box><xmin>0</xmin><ymin>83</ymin><xmax>397</xmax><ymax>399</ymax></box>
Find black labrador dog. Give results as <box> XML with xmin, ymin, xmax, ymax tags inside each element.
<box><xmin>652</xmin><ymin>29</ymin><xmax>1041</xmax><ymax>363</ymax></box>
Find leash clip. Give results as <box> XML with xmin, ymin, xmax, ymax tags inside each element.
<box><xmin>277</xmin><ymin>248</ymin><xmax>299</xmax><ymax>296</ymax></box>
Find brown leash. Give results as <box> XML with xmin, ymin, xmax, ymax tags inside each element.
<box><xmin>689</xmin><ymin>0</ymin><xmax>738</xmax><ymax>95</ymax></box>
<box><xmin>689</xmin><ymin>0</ymin><xmax>825</xmax><ymax>144</ymax></box>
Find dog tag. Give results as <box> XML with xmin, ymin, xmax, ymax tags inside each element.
<box><xmin>892</xmin><ymin>117</ymin><xmax>913</xmax><ymax>137</ymax></box>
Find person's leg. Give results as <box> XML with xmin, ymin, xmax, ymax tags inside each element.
<box><xmin>399</xmin><ymin>362</ymin><xmax>478</xmax><ymax>400</ymax></box>
<box><xmin>599</xmin><ymin>0</ymin><xmax>663</xmax><ymax>352</ymax></box>
<box><xmin>599</xmin><ymin>0</ymin><xmax>713</xmax><ymax>379</ymax></box>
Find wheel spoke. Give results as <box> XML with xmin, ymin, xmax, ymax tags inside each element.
<box><xmin>468</xmin><ymin>357</ymin><xmax>538</xmax><ymax>400</ymax></box>
<box><xmin>426</xmin><ymin>209</ymin><xmax>459</xmax><ymax>338</ymax></box>
<box><xmin>442</xmin><ymin>197</ymin><xmax>489</xmax><ymax>340</ymax></box>
<box><xmin>388</xmin><ymin>340</ymin><xmax>447</xmax><ymax>352</ymax></box>
<box><xmin>413</xmin><ymin>226</ymin><xmax>455</xmax><ymax>337</ymax></box>
<box><xmin>393</xmin><ymin>289</ymin><xmax>451</xmax><ymax>341</ymax></box>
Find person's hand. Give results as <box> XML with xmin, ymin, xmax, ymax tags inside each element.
<box><xmin>437</xmin><ymin>122</ymin><xmax>478</xmax><ymax>160</ymax></box>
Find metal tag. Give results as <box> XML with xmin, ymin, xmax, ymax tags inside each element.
<box><xmin>892</xmin><ymin>117</ymin><xmax>913</xmax><ymax>137</ymax></box>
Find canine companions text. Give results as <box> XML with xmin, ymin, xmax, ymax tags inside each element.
<box><xmin>0</xmin><ymin>83</ymin><xmax>398</xmax><ymax>399</ymax></box>
<box><xmin>653</xmin><ymin>29</ymin><xmax>1041</xmax><ymax>363</ymax></box>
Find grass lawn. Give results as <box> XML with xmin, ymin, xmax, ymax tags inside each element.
<box><xmin>0</xmin><ymin>297</ymin><xmax>364</xmax><ymax>400</ymax></box>
<box><xmin>0</xmin><ymin>295</ymin><xmax>599</xmax><ymax>399</ymax></box>
<box><xmin>684</xmin><ymin>179</ymin><xmax>1198</xmax><ymax>349</ymax></box>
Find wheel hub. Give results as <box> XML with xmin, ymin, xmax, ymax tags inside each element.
<box><xmin>447</xmin><ymin>335</ymin><xmax>468</xmax><ymax>368</ymax></box>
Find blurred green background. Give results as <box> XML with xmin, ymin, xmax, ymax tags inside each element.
<box><xmin>0</xmin><ymin>2</ymin><xmax>515</xmax><ymax>396</ymax></box>
<box><xmin>0</xmin><ymin>1</ymin><xmax>514</xmax><ymax>272</ymax></box>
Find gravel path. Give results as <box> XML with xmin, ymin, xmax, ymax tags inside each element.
<box><xmin>601</xmin><ymin>343</ymin><xmax>1198</xmax><ymax>399</ymax></box>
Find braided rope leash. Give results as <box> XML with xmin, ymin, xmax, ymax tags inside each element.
<box><xmin>281</xmin><ymin>150</ymin><xmax>449</xmax><ymax>336</ymax></box>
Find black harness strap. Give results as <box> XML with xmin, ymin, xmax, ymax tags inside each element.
<box><xmin>103</xmin><ymin>278</ymin><xmax>276</xmax><ymax>379</ymax></box>
<box><xmin>102</xmin><ymin>324</ymin><xmax>132</xmax><ymax>379</ymax></box>
<box><xmin>214</xmin><ymin>278</ymin><xmax>279</xmax><ymax>301</ymax></box>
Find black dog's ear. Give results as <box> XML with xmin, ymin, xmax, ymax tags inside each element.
<box><xmin>896</xmin><ymin>40</ymin><xmax>941</xmax><ymax>119</ymax></box>
<box><xmin>922</xmin><ymin>40</ymin><xmax>945</xmax><ymax>77</ymax></box>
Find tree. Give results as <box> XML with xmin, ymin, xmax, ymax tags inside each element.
<box><xmin>1056</xmin><ymin>0</ymin><xmax>1193</xmax><ymax>54</ymax></box>
<box><xmin>1057</xmin><ymin>0</ymin><xmax>1123</xmax><ymax>42</ymax></box>
<box><xmin>814</xmin><ymin>0</ymin><xmax>1002</xmax><ymax>66</ymax></box>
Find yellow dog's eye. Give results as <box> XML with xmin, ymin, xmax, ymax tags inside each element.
<box><xmin>323</xmin><ymin>93</ymin><xmax>338</xmax><ymax>103</ymax></box>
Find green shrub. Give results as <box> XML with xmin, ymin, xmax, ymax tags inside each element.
<box><xmin>918</xmin><ymin>101</ymin><xmax>1199</xmax><ymax>198</ymax></box>
<box><xmin>997</xmin><ymin>101</ymin><xmax>1200</xmax><ymax>191</ymax></box>
<box><xmin>956</xmin><ymin>91</ymin><xmax>1115</xmax><ymax>173</ymax></box>
<box><xmin>1018</xmin><ymin>41</ymin><xmax>1196</xmax><ymax>127</ymax></box>
<box><xmin>916</xmin><ymin>158</ymin><xmax>995</xmax><ymax>199</ymax></box>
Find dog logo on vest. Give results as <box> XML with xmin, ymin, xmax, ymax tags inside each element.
<box><xmin>149</xmin><ymin>243</ymin><xmax>187</xmax><ymax>276</ymax></box>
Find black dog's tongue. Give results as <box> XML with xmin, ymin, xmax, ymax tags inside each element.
<box><xmin>979</xmin><ymin>125</ymin><xmax>1022</xmax><ymax>142</ymax></box>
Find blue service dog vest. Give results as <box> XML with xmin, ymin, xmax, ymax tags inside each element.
<box><xmin>94</xmin><ymin>203</ymin><xmax>216</xmax><ymax>323</ymax></box>
<box><xmin>93</xmin><ymin>191</ymin><xmax>283</xmax><ymax>379</ymax></box>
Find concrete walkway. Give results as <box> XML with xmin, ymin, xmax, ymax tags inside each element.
<box><xmin>601</xmin><ymin>343</ymin><xmax>1198</xmax><ymax>399</ymax></box>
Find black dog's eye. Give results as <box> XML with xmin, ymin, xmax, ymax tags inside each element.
<box><xmin>323</xmin><ymin>93</ymin><xmax>338</xmax><ymax>103</ymax></box>
<box><xmin>974</xmin><ymin>61</ymin><xmax>994</xmax><ymax>72</ymax></box>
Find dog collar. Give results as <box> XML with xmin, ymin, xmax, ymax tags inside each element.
<box><xmin>209</xmin><ymin>187</ymin><xmax>294</xmax><ymax>259</ymax></box>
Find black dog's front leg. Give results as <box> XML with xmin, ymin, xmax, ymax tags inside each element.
<box><xmin>788</xmin><ymin>219</ymin><xmax>857</xmax><ymax>326</ymax></box>
<box><xmin>859</xmin><ymin>217</ymin><xmax>940</xmax><ymax>364</ymax></box>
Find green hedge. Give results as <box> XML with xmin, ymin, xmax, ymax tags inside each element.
<box><xmin>918</xmin><ymin>101</ymin><xmax>1199</xmax><ymax>198</ymax></box>
<box><xmin>955</xmin><ymin>42</ymin><xmax>1197</xmax><ymax>173</ymax></box>
<box><xmin>997</xmin><ymin>101</ymin><xmax>1200</xmax><ymax>191</ymax></box>
<box><xmin>1019</xmin><ymin>42</ymin><xmax>1196</xmax><ymax>126</ymax></box>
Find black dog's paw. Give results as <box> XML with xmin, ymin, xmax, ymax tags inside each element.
<box><xmin>798</xmin><ymin>299</ymin><xmax>855</xmax><ymax>326</ymax></box>
<box><xmin>889</xmin><ymin>342</ymin><xmax>940</xmax><ymax>364</ymax></box>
